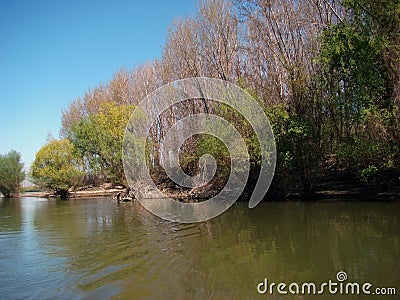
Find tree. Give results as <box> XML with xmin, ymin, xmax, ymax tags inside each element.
<box><xmin>0</xmin><ymin>150</ymin><xmax>25</xmax><ymax>198</ymax></box>
<box><xmin>319</xmin><ymin>0</ymin><xmax>400</xmax><ymax>184</ymax></box>
<box><xmin>30</xmin><ymin>139</ymin><xmax>84</xmax><ymax>198</ymax></box>
<box><xmin>56</xmin><ymin>0</ymin><xmax>399</xmax><ymax>197</ymax></box>
<box><xmin>340</xmin><ymin>0</ymin><xmax>400</xmax><ymax>142</ymax></box>
<box><xmin>162</xmin><ymin>0</ymin><xmax>240</xmax><ymax>81</ymax></box>
<box><xmin>68</xmin><ymin>102</ymin><xmax>135</xmax><ymax>185</ymax></box>
<box><xmin>236</xmin><ymin>0</ymin><xmax>342</xmax><ymax>194</ymax></box>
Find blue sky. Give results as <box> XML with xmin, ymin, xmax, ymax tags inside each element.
<box><xmin>0</xmin><ymin>0</ymin><xmax>196</xmax><ymax>169</ymax></box>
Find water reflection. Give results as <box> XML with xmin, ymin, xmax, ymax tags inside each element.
<box><xmin>0</xmin><ymin>198</ymin><xmax>398</xmax><ymax>299</ymax></box>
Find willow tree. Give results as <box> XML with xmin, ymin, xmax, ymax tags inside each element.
<box><xmin>0</xmin><ymin>150</ymin><xmax>25</xmax><ymax>198</ymax></box>
<box><xmin>31</xmin><ymin>139</ymin><xmax>84</xmax><ymax>198</ymax></box>
<box><xmin>68</xmin><ymin>102</ymin><xmax>135</xmax><ymax>185</ymax></box>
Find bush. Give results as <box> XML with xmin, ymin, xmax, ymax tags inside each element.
<box><xmin>0</xmin><ymin>150</ymin><xmax>25</xmax><ymax>198</ymax></box>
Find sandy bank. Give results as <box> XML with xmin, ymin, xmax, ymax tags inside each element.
<box><xmin>21</xmin><ymin>187</ymin><xmax>126</xmax><ymax>199</ymax></box>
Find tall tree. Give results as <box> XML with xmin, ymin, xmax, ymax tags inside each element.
<box><xmin>30</xmin><ymin>139</ymin><xmax>84</xmax><ymax>198</ymax></box>
<box><xmin>162</xmin><ymin>0</ymin><xmax>240</xmax><ymax>82</ymax></box>
<box><xmin>319</xmin><ymin>0</ymin><xmax>400</xmax><ymax>183</ymax></box>
<box><xmin>237</xmin><ymin>0</ymin><xmax>343</xmax><ymax>193</ymax></box>
<box><xmin>0</xmin><ymin>150</ymin><xmax>25</xmax><ymax>198</ymax></box>
<box><xmin>68</xmin><ymin>102</ymin><xmax>135</xmax><ymax>185</ymax></box>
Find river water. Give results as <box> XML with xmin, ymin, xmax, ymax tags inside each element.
<box><xmin>0</xmin><ymin>197</ymin><xmax>398</xmax><ymax>299</ymax></box>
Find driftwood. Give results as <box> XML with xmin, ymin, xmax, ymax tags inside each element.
<box><xmin>116</xmin><ymin>188</ymin><xmax>135</xmax><ymax>202</ymax></box>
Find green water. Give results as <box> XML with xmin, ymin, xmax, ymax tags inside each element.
<box><xmin>0</xmin><ymin>197</ymin><xmax>398</xmax><ymax>299</ymax></box>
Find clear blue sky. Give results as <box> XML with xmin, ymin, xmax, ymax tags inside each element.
<box><xmin>0</xmin><ymin>0</ymin><xmax>196</xmax><ymax>169</ymax></box>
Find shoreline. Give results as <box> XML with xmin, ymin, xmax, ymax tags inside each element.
<box><xmin>21</xmin><ymin>187</ymin><xmax>126</xmax><ymax>199</ymax></box>
<box><xmin>19</xmin><ymin>186</ymin><xmax>400</xmax><ymax>202</ymax></box>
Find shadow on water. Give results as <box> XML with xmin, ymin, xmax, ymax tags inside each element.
<box><xmin>0</xmin><ymin>197</ymin><xmax>398</xmax><ymax>299</ymax></box>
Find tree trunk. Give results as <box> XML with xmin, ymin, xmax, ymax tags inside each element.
<box><xmin>55</xmin><ymin>188</ymin><xmax>69</xmax><ymax>199</ymax></box>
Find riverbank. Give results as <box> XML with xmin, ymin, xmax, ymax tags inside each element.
<box><xmin>20</xmin><ymin>187</ymin><xmax>400</xmax><ymax>201</ymax></box>
<box><xmin>21</xmin><ymin>186</ymin><xmax>126</xmax><ymax>199</ymax></box>
<box><xmin>20</xmin><ymin>175</ymin><xmax>400</xmax><ymax>202</ymax></box>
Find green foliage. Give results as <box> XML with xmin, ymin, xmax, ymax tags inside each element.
<box><xmin>194</xmin><ymin>102</ymin><xmax>262</xmax><ymax>175</ymax></box>
<box><xmin>69</xmin><ymin>102</ymin><xmax>135</xmax><ymax>184</ymax></box>
<box><xmin>267</xmin><ymin>105</ymin><xmax>322</xmax><ymax>193</ymax></box>
<box><xmin>30</xmin><ymin>139</ymin><xmax>84</xmax><ymax>191</ymax></box>
<box><xmin>341</xmin><ymin>0</ymin><xmax>400</xmax><ymax>38</ymax></box>
<box><xmin>320</xmin><ymin>23</ymin><xmax>388</xmax><ymax>128</ymax></box>
<box><xmin>53</xmin><ymin>0</ymin><xmax>400</xmax><ymax>196</ymax></box>
<box><xmin>317</xmin><ymin>0</ymin><xmax>400</xmax><ymax>185</ymax></box>
<box><xmin>215</xmin><ymin>102</ymin><xmax>262</xmax><ymax>167</ymax></box>
<box><xmin>360</xmin><ymin>165</ymin><xmax>378</xmax><ymax>182</ymax></box>
<box><xmin>177</xmin><ymin>101</ymin><xmax>264</xmax><ymax>190</ymax></box>
<box><xmin>337</xmin><ymin>135</ymin><xmax>398</xmax><ymax>180</ymax></box>
<box><xmin>192</xmin><ymin>134</ymin><xmax>231</xmax><ymax>176</ymax></box>
<box><xmin>0</xmin><ymin>150</ymin><xmax>25</xmax><ymax>197</ymax></box>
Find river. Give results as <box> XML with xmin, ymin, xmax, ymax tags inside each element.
<box><xmin>0</xmin><ymin>197</ymin><xmax>398</xmax><ymax>299</ymax></box>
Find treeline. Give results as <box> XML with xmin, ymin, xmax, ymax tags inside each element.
<box><xmin>32</xmin><ymin>0</ymin><xmax>400</xmax><ymax>197</ymax></box>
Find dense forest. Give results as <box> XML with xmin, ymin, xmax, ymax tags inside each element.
<box><xmin>31</xmin><ymin>0</ymin><xmax>400</xmax><ymax>199</ymax></box>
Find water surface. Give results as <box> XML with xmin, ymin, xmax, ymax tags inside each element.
<box><xmin>0</xmin><ymin>197</ymin><xmax>398</xmax><ymax>299</ymax></box>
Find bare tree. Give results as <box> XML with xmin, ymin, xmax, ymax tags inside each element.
<box><xmin>238</xmin><ymin>0</ymin><xmax>344</xmax><ymax>107</ymax></box>
<box><xmin>197</xmin><ymin>0</ymin><xmax>240</xmax><ymax>81</ymax></box>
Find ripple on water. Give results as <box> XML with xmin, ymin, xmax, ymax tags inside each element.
<box><xmin>0</xmin><ymin>198</ymin><xmax>399</xmax><ymax>299</ymax></box>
